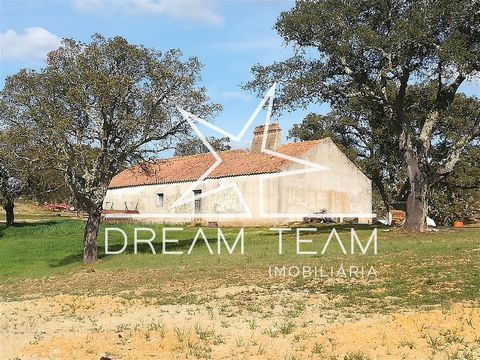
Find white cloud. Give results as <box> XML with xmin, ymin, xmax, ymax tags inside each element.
<box><xmin>0</xmin><ymin>27</ymin><xmax>61</xmax><ymax>60</ymax></box>
<box><xmin>72</xmin><ymin>0</ymin><xmax>105</xmax><ymax>11</ymax></box>
<box><xmin>220</xmin><ymin>91</ymin><xmax>252</xmax><ymax>102</ymax></box>
<box><xmin>72</xmin><ymin>0</ymin><xmax>223</xmax><ymax>25</ymax></box>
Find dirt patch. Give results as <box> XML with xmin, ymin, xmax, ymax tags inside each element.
<box><xmin>1</xmin><ymin>286</ymin><xmax>479</xmax><ymax>359</ymax></box>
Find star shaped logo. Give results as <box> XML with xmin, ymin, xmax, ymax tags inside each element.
<box><xmin>106</xmin><ymin>84</ymin><xmax>375</xmax><ymax>221</ymax></box>
<box><xmin>171</xmin><ymin>83</ymin><xmax>330</xmax><ymax>219</ymax></box>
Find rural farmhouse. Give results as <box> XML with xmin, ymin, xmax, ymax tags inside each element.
<box><xmin>104</xmin><ymin>124</ymin><xmax>372</xmax><ymax>225</ymax></box>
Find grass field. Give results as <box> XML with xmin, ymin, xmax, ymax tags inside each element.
<box><xmin>1</xmin><ymin>217</ymin><xmax>479</xmax><ymax>359</ymax></box>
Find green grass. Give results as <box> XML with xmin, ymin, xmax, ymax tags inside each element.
<box><xmin>0</xmin><ymin>219</ymin><xmax>479</xmax><ymax>308</ymax></box>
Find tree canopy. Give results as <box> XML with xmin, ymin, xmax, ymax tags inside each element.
<box><xmin>174</xmin><ymin>136</ymin><xmax>231</xmax><ymax>156</ymax></box>
<box><xmin>0</xmin><ymin>159</ymin><xmax>22</xmax><ymax>227</ymax></box>
<box><xmin>0</xmin><ymin>34</ymin><xmax>219</xmax><ymax>261</ymax></box>
<box><xmin>246</xmin><ymin>0</ymin><xmax>480</xmax><ymax>231</ymax></box>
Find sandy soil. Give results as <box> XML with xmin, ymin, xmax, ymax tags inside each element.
<box><xmin>1</xmin><ymin>284</ymin><xmax>479</xmax><ymax>360</ymax></box>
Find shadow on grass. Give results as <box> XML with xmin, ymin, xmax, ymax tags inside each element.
<box><xmin>0</xmin><ymin>220</ymin><xmax>63</xmax><ymax>239</ymax></box>
<box><xmin>51</xmin><ymin>236</ymin><xmax>219</xmax><ymax>268</ymax></box>
<box><xmin>6</xmin><ymin>221</ymin><xmax>62</xmax><ymax>228</ymax></box>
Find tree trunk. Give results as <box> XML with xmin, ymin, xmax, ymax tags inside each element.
<box><xmin>83</xmin><ymin>212</ymin><xmax>101</xmax><ymax>263</ymax></box>
<box><xmin>3</xmin><ymin>201</ymin><xmax>14</xmax><ymax>227</ymax></box>
<box><xmin>404</xmin><ymin>150</ymin><xmax>428</xmax><ymax>232</ymax></box>
<box><xmin>372</xmin><ymin>174</ymin><xmax>391</xmax><ymax>214</ymax></box>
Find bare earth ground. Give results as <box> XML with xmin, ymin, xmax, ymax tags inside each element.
<box><xmin>1</xmin><ymin>271</ymin><xmax>479</xmax><ymax>360</ymax></box>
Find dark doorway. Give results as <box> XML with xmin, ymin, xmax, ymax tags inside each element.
<box><xmin>193</xmin><ymin>190</ymin><xmax>202</xmax><ymax>213</ymax></box>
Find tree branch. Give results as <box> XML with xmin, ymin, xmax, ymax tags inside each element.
<box><xmin>434</xmin><ymin>121</ymin><xmax>480</xmax><ymax>182</ymax></box>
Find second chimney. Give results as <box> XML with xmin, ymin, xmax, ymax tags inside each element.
<box><xmin>250</xmin><ymin>123</ymin><xmax>282</xmax><ymax>153</ymax></box>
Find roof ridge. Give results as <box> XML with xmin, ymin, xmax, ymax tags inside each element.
<box><xmin>110</xmin><ymin>139</ymin><xmax>327</xmax><ymax>189</ymax></box>
<box><xmin>136</xmin><ymin>140</ymin><xmax>327</xmax><ymax>166</ymax></box>
<box><xmin>278</xmin><ymin>139</ymin><xmax>323</xmax><ymax>146</ymax></box>
<box><xmin>172</xmin><ymin>148</ymin><xmax>246</xmax><ymax>158</ymax></box>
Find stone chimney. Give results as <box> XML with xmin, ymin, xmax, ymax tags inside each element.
<box><xmin>250</xmin><ymin>123</ymin><xmax>282</xmax><ymax>153</ymax></box>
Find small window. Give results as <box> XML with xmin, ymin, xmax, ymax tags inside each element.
<box><xmin>157</xmin><ymin>193</ymin><xmax>164</xmax><ymax>207</ymax></box>
<box><xmin>193</xmin><ymin>190</ymin><xmax>202</xmax><ymax>213</ymax></box>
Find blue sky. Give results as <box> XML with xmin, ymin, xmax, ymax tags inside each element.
<box><xmin>0</xmin><ymin>0</ymin><xmax>478</xmax><ymax>149</ymax></box>
<box><xmin>0</xmin><ymin>0</ymin><xmax>331</xmax><ymax>148</ymax></box>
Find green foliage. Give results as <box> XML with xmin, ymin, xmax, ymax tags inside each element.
<box><xmin>288</xmin><ymin>91</ymin><xmax>480</xmax><ymax>222</ymax></box>
<box><xmin>429</xmin><ymin>146</ymin><xmax>480</xmax><ymax>224</ymax></box>
<box><xmin>0</xmin><ymin>131</ymin><xmax>24</xmax><ymax>226</ymax></box>
<box><xmin>0</xmin><ymin>219</ymin><xmax>479</xmax><ymax>309</ymax></box>
<box><xmin>0</xmin><ymin>125</ymin><xmax>73</xmax><ymax>208</ymax></box>
<box><xmin>1</xmin><ymin>34</ymin><xmax>220</xmax><ymax>213</ymax></box>
<box><xmin>0</xmin><ymin>34</ymin><xmax>220</xmax><ymax>259</ymax></box>
<box><xmin>174</xmin><ymin>136</ymin><xmax>231</xmax><ymax>156</ymax></box>
<box><xmin>246</xmin><ymin>0</ymin><xmax>480</xmax><ymax>230</ymax></box>
<box><xmin>0</xmin><ymin>160</ymin><xmax>22</xmax><ymax>206</ymax></box>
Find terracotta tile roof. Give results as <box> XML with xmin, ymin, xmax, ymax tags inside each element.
<box><xmin>109</xmin><ymin>140</ymin><xmax>323</xmax><ymax>189</ymax></box>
